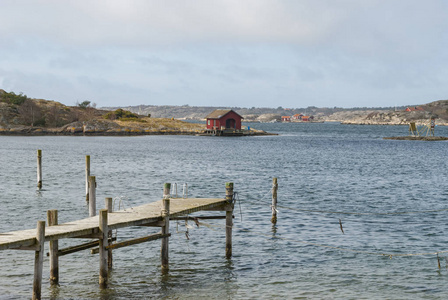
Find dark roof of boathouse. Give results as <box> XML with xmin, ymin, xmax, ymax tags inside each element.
<box><xmin>205</xmin><ymin>109</ymin><xmax>243</xmax><ymax>120</ymax></box>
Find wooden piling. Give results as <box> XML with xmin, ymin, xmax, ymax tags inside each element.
<box><xmin>105</xmin><ymin>197</ymin><xmax>113</xmax><ymax>268</ymax></box>
<box><xmin>85</xmin><ymin>155</ymin><xmax>90</xmax><ymax>201</ymax></box>
<box><xmin>161</xmin><ymin>183</ymin><xmax>171</xmax><ymax>271</ymax></box>
<box><xmin>32</xmin><ymin>221</ymin><xmax>45</xmax><ymax>300</ymax></box>
<box><xmin>99</xmin><ymin>209</ymin><xmax>108</xmax><ymax>288</ymax></box>
<box><xmin>225</xmin><ymin>182</ymin><xmax>234</xmax><ymax>259</ymax></box>
<box><xmin>271</xmin><ymin>178</ymin><xmax>278</xmax><ymax>224</ymax></box>
<box><xmin>37</xmin><ymin>150</ymin><xmax>42</xmax><ymax>190</ymax></box>
<box><xmin>47</xmin><ymin>210</ymin><xmax>58</xmax><ymax>285</ymax></box>
<box><xmin>88</xmin><ymin>176</ymin><xmax>96</xmax><ymax>217</ymax></box>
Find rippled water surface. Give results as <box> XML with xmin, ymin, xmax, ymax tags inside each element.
<box><xmin>1</xmin><ymin>123</ymin><xmax>448</xmax><ymax>299</ymax></box>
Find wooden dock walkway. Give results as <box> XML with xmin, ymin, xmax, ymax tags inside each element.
<box><xmin>0</xmin><ymin>197</ymin><xmax>229</xmax><ymax>251</ymax></box>
<box><xmin>0</xmin><ymin>182</ymin><xmax>235</xmax><ymax>300</ymax></box>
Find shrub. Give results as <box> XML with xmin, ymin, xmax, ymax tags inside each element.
<box><xmin>103</xmin><ymin>109</ymin><xmax>139</xmax><ymax>120</ymax></box>
<box><xmin>0</xmin><ymin>91</ymin><xmax>28</xmax><ymax>106</ymax></box>
<box><xmin>77</xmin><ymin>100</ymin><xmax>91</xmax><ymax>109</ymax></box>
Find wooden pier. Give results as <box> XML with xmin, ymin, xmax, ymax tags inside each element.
<box><xmin>0</xmin><ymin>182</ymin><xmax>235</xmax><ymax>300</ymax></box>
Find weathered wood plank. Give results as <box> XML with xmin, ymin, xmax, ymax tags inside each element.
<box><xmin>91</xmin><ymin>233</ymin><xmax>170</xmax><ymax>253</ymax></box>
<box><xmin>32</xmin><ymin>221</ymin><xmax>45</xmax><ymax>300</ymax></box>
<box><xmin>0</xmin><ymin>198</ymin><xmax>227</xmax><ymax>251</ymax></box>
<box><xmin>47</xmin><ymin>210</ymin><xmax>58</xmax><ymax>285</ymax></box>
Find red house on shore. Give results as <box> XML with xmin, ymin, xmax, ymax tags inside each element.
<box><xmin>205</xmin><ymin>109</ymin><xmax>243</xmax><ymax>130</ymax></box>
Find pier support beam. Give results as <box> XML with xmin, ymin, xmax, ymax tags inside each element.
<box><xmin>225</xmin><ymin>182</ymin><xmax>234</xmax><ymax>259</ymax></box>
<box><xmin>37</xmin><ymin>150</ymin><xmax>42</xmax><ymax>190</ymax></box>
<box><xmin>99</xmin><ymin>209</ymin><xmax>108</xmax><ymax>289</ymax></box>
<box><xmin>88</xmin><ymin>176</ymin><xmax>96</xmax><ymax>217</ymax></box>
<box><xmin>85</xmin><ymin>155</ymin><xmax>90</xmax><ymax>201</ymax></box>
<box><xmin>47</xmin><ymin>210</ymin><xmax>59</xmax><ymax>285</ymax></box>
<box><xmin>271</xmin><ymin>178</ymin><xmax>278</xmax><ymax>224</ymax></box>
<box><xmin>32</xmin><ymin>221</ymin><xmax>45</xmax><ymax>300</ymax></box>
<box><xmin>105</xmin><ymin>197</ymin><xmax>113</xmax><ymax>268</ymax></box>
<box><xmin>161</xmin><ymin>183</ymin><xmax>171</xmax><ymax>271</ymax></box>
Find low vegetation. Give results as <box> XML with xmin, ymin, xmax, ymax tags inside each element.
<box><xmin>103</xmin><ymin>108</ymin><xmax>140</xmax><ymax>120</ymax></box>
<box><xmin>0</xmin><ymin>91</ymin><xmax>28</xmax><ymax>106</ymax></box>
<box><xmin>0</xmin><ymin>89</ymin><xmax>205</xmax><ymax>134</ymax></box>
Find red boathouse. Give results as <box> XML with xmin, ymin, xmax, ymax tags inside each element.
<box><xmin>205</xmin><ymin>109</ymin><xmax>243</xmax><ymax>130</ymax></box>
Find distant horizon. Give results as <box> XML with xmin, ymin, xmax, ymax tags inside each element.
<box><xmin>102</xmin><ymin>102</ymin><xmax>421</xmax><ymax>111</ymax></box>
<box><xmin>1</xmin><ymin>87</ymin><xmax>435</xmax><ymax>111</ymax></box>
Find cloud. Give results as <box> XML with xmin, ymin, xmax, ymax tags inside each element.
<box><xmin>0</xmin><ymin>0</ymin><xmax>448</xmax><ymax>108</ymax></box>
<box><xmin>0</xmin><ymin>0</ymin><xmax>346</xmax><ymax>46</ymax></box>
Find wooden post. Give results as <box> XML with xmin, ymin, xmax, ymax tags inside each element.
<box><xmin>47</xmin><ymin>210</ymin><xmax>58</xmax><ymax>285</ymax></box>
<box><xmin>85</xmin><ymin>155</ymin><xmax>90</xmax><ymax>201</ymax></box>
<box><xmin>105</xmin><ymin>197</ymin><xmax>113</xmax><ymax>268</ymax></box>
<box><xmin>37</xmin><ymin>150</ymin><xmax>42</xmax><ymax>190</ymax></box>
<box><xmin>161</xmin><ymin>183</ymin><xmax>171</xmax><ymax>271</ymax></box>
<box><xmin>99</xmin><ymin>209</ymin><xmax>108</xmax><ymax>288</ymax></box>
<box><xmin>271</xmin><ymin>178</ymin><xmax>278</xmax><ymax>224</ymax></box>
<box><xmin>89</xmin><ymin>176</ymin><xmax>96</xmax><ymax>217</ymax></box>
<box><xmin>32</xmin><ymin>221</ymin><xmax>45</xmax><ymax>300</ymax></box>
<box><xmin>225</xmin><ymin>182</ymin><xmax>234</xmax><ymax>259</ymax></box>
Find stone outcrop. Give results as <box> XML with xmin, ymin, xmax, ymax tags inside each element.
<box><xmin>323</xmin><ymin>109</ymin><xmax>448</xmax><ymax>126</ymax></box>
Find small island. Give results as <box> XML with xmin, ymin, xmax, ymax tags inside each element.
<box><xmin>0</xmin><ymin>90</ymin><xmax>271</xmax><ymax>136</ymax></box>
<box><xmin>384</xmin><ymin>120</ymin><xmax>448</xmax><ymax>141</ymax></box>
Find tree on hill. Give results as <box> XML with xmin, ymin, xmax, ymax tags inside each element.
<box><xmin>18</xmin><ymin>99</ymin><xmax>44</xmax><ymax>126</ymax></box>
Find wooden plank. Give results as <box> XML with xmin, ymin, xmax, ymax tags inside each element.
<box><xmin>161</xmin><ymin>184</ymin><xmax>170</xmax><ymax>271</ymax></box>
<box><xmin>37</xmin><ymin>150</ymin><xmax>42</xmax><ymax>190</ymax></box>
<box><xmin>91</xmin><ymin>234</ymin><xmax>170</xmax><ymax>254</ymax></box>
<box><xmin>47</xmin><ymin>210</ymin><xmax>58</xmax><ymax>285</ymax></box>
<box><xmin>46</xmin><ymin>238</ymin><xmax>116</xmax><ymax>257</ymax></box>
<box><xmin>0</xmin><ymin>198</ymin><xmax>227</xmax><ymax>251</ymax></box>
<box><xmin>225</xmin><ymin>183</ymin><xmax>234</xmax><ymax>259</ymax></box>
<box><xmin>32</xmin><ymin>221</ymin><xmax>45</xmax><ymax>300</ymax></box>
<box><xmin>105</xmin><ymin>197</ymin><xmax>113</xmax><ymax>268</ymax></box>
<box><xmin>271</xmin><ymin>177</ymin><xmax>278</xmax><ymax>224</ymax></box>
<box><xmin>99</xmin><ymin>209</ymin><xmax>108</xmax><ymax>288</ymax></box>
<box><xmin>85</xmin><ymin>155</ymin><xmax>90</xmax><ymax>201</ymax></box>
<box><xmin>89</xmin><ymin>176</ymin><xmax>96</xmax><ymax>217</ymax></box>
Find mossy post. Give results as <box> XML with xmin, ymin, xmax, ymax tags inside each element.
<box><xmin>105</xmin><ymin>197</ymin><xmax>113</xmax><ymax>268</ymax></box>
<box><xmin>37</xmin><ymin>150</ymin><xmax>42</xmax><ymax>190</ymax></box>
<box><xmin>161</xmin><ymin>183</ymin><xmax>171</xmax><ymax>271</ymax></box>
<box><xmin>89</xmin><ymin>176</ymin><xmax>96</xmax><ymax>217</ymax></box>
<box><xmin>47</xmin><ymin>210</ymin><xmax>59</xmax><ymax>285</ymax></box>
<box><xmin>99</xmin><ymin>209</ymin><xmax>109</xmax><ymax>289</ymax></box>
<box><xmin>85</xmin><ymin>155</ymin><xmax>90</xmax><ymax>201</ymax></box>
<box><xmin>32</xmin><ymin>220</ymin><xmax>45</xmax><ymax>300</ymax></box>
<box><xmin>225</xmin><ymin>182</ymin><xmax>234</xmax><ymax>259</ymax></box>
<box><xmin>271</xmin><ymin>178</ymin><xmax>278</xmax><ymax>224</ymax></box>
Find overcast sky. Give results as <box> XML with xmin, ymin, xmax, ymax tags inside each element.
<box><xmin>1</xmin><ymin>0</ymin><xmax>447</xmax><ymax>109</ymax></box>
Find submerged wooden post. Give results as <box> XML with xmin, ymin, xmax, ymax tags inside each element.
<box><xmin>47</xmin><ymin>210</ymin><xmax>59</xmax><ymax>285</ymax></box>
<box><xmin>99</xmin><ymin>209</ymin><xmax>108</xmax><ymax>288</ymax></box>
<box><xmin>37</xmin><ymin>150</ymin><xmax>42</xmax><ymax>190</ymax></box>
<box><xmin>105</xmin><ymin>197</ymin><xmax>113</xmax><ymax>268</ymax></box>
<box><xmin>271</xmin><ymin>178</ymin><xmax>278</xmax><ymax>224</ymax></box>
<box><xmin>161</xmin><ymin>183</ymin><xmax>171</xmax><ymax>271</ymax></box>
<box><xmin>85</xmin><ymin>155</ymin><xmax>90</xmax><ymax>201</ymax></box>
<box><xmin>225</xmin><ymin>182</ymin><xmax>234</xmax><ymax>259</ymax></box>
<box><xmin>88</xmin><ymin>176</ymin><xmax>96</xmax><ymax>217</ymax></box>
<box><xmin>32</xmin><ymin>221</ymin><xmax>45</xmax><ymax>300</ymax></box>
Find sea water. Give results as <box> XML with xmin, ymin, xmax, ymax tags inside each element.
<box><xmin>0</xmin><ymin>123</ymin><xmax>448</xmax><ymax>299</ymax></box>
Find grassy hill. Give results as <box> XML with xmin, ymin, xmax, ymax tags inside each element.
<box><xmin>0</xmin><ymin>90</ymin><xmax>205</xmax><ymax>135</ymax></box>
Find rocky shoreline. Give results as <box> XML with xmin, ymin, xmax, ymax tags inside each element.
<box><xmin>384</xmin><ymin>136</ymin><xmax>448</xmax><ymax>141</ymax></box>
<box><xmin>0</xmin><ymin>120</ymin><xmax>272</xmax><ymax>136</ymax></box>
